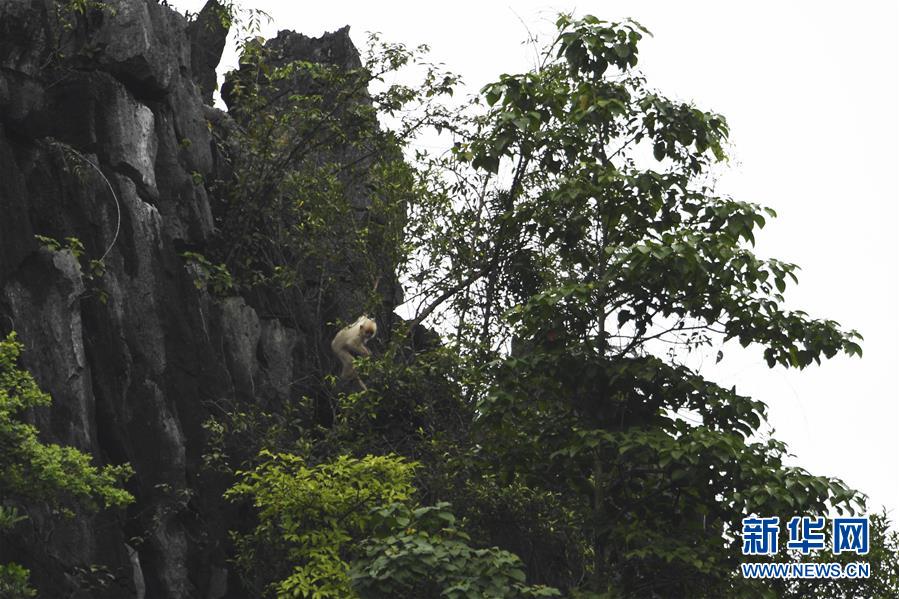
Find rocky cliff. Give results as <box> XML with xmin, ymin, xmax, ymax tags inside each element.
<box><xmin>0</xmin><ymin>1</ymin><xmax>391</xmax><ymax>597</ymax></box>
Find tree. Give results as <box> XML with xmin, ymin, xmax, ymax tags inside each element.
<box><xmin>351</xmin><ymin>502</ymin><xmax>560</xmax><ymax>599</ymax></box>
<box><xmin>203</xmin><ymin>10</ymin><xmax>878</xmax><ymax>598</ymax></box>
<box><xmin>225</xmin><ymin>451</ymin><xmax>560</xmax><ymax>599</ymax></box>
<box><xmin>777</xmin><ymin>512</ymin><xmax>899</xmax><ymax>599</ymax></box>
<box><xmin>0</xmin><ymin>333</ymin><xmax>133</xmax><ymax>596</ymax></box>
<box><xmin>225</xmin><ymin>452</ymin><xmax>417</xmax><ymax>598</ymax></box>
<box><xmin>401</xmin><ymin>14</ymin><xmax>865</xmax><ymax>597</ymax></box>
<box><xmin>210</xmin><ymin>30</ymin><xmax>457</xmax><ymax>339</ymax></box>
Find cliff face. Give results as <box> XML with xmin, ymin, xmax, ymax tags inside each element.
<box><xmin>0</xmin><ymin>1</ymin><xmax>384</xmax><ymax>597</ymax></box>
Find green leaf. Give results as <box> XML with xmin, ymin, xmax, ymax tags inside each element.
<box><xmin>653</xmin><ymin>141</ymin><xmax>666</xmax><ymax>161</ymax></box>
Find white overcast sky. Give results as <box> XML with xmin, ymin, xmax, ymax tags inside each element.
<box><xmin>171</xmin><ymin>1</ymin><xmax>899</xmax><ymax>519</ymax></box>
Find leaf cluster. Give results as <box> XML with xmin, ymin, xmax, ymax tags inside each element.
<box><xmin>352</xmin><ymin>502</ymin><xmax>561</xmax><ymax>598</ymax></box>
<box><xmin>0</xmin><ymin>333</ymin><xmax>133</xmax><ymax>509</ymax></box>
<box><xmin>225</xmin><ymin>451</ymin><xmax>416</xmax><ymax>598</ymax></box>
<box><xmin>0</xmin><ymin>333</ymin><xmax>133</xmax><ymax>594</ymax></box>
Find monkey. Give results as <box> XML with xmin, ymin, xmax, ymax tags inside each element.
<box><xmin>330</xmin><ymin>315</ymin><xmax>377</xmax><ymax>389</ymax></box>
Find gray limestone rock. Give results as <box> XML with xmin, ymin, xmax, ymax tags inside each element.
<box><xmin>188</xmin><ymin>0</ymin><xmax>229</xmax><ymax>104</ymax></box>
<box><xmin>0</xmin><ymin>1</ymin><xmax>395</xmax><ymax>597</ymax></box>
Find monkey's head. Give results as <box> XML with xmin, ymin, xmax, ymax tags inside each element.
<box><xmin>360</xmin><ymin>318</ymin><xmax>377</xmax><ymax>340</ymax></box>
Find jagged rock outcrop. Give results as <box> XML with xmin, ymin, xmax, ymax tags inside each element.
<box><xmin>0</xmin><ymin>1</ymin><xmax>387</xmax><ymax>597</ymax></box>
<box><xmin>219</xmin><ymin>24</ymin><xmax>406</xmax><ymax>322</ymax></box>
<box><xmin>188</xmin><ymin>0</ymin><xmax>228</xmax><ymax>104</ymax></box>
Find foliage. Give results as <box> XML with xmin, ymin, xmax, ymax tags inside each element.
<box><xmin>181</xmin><ymin>251</ymin><xmax>235</xmax><ymax>295</ymax></box>
<box><xmin>0</xmin><ymin>332</ymin><xmax>133</xmax><ymax>507</ymax></box>
<box><xmin>351</xmin><ymin>502</ymin><xmax>560</xmax><ymax>598</ymax></box>
<box><xmin>53</xmin><ymin>0</ymin><xmax>114</xmax><ymax>32</ymax></box>
<box><xmin>33</xmin><ymin>234</ymin><xmax>108</xmax><ymax>301</ymax></box>
<box><xmin>208</xmin><ymin>32</ymin><xmax>457</xmax><ymax>335</ymax></box>
<box><xmin>225</xmin><ymin>451</ymin><xmax>416</xmax><ymax>598</ymax></box>
<box><xmin>0</xmin><ymin>563</ymin><xmax>36</xmax><ymax>599</ymax></box>
<box><xmin>0</xmin><ymin>508</ymin><xmax>33</xmax><ymax>598</ymax></box>
<box><xmin>202</xmin><ymin>10</ymin><xmax>882</xmax><ymax>599</ymax></box>
<box><xmin>44</xmin><ymin>0</ymin><xmax>117</xmax><ymax>69</ymax></box>
<box><xmin>330</xmin><ymin>342</ymin><xmax>472</xmax><ymax>457</ymax></box>
<box><xmin>445</xmin><ymin>474</ymin><xmax>591</xmax><ymax>590</ymax></box>
<box><xmin>772</xmin><ymin>512</ymin><xmax>899</xmax><ymax>599</ymax></box>
<box><xmin>187</xmin><ymin>0</ymin><xmax>269</xmax><ymax>35</ymax></box>
<box><xmin>225</xmin><ymin>449</ymin><xmax>562</xmax><ymax>599</ymax></box>
<box><xmin>394</xmin><ymin>13</ymin><xmax>868</xmax><ymax>597</ymax></box>
<box><xmin>34</xmin><ymin>234</ymin><xmax>83</xmax><ymax>257</ymax></box>
<box><xmin>0</xmin><ymin>333</ymin><xmax>133</xmax><ymax>594</ymax></box>
<box><xmin>33</xmin><ymin>234</ymin><xmax>105</xmax><ymax>275</ymax></box>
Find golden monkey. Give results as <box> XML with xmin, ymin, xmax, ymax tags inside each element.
<box><xmin>330</xmin><ymin>315</ymin><xmax>377</xmax><ymax>387</ymax></box>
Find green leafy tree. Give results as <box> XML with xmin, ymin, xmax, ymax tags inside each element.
<box><xmin>200</xmin><ymin>10</ymin><xmax>885</xmax><ymax>598</ymax></box>
<box><xmin>775</xmin><ymin>512</ymin><xmax>899</xmax><ymax>599</ymax></box>
<box><xmin>0</xmin><ymin>333</ymin><xmax>133</xmax><ymax>596</ymax></box>
<box><xmin>398</xmin><ymin>15</ymin><xmax>866</xmax><ymax>597</ymax></box>
<box><xmin>0</xmin><ymin>562</ymin><xmax>35</xmax><ymax>599</ymax></box>
<box><xmin>351</xmin><ymin>502</ymin><xmax>560</xmax><ymax>598</ymax></box>
<box><xmin>226</xmin><ymin>450</ymin><xmax>561</xmax><ymax>599</ymax></box>
<box><xmin>225</xmin><ymin>451</ymin><xmax>417</xmax><ymax>598</ymax></box>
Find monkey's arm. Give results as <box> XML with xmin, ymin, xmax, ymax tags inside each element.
<box><xmin>346</xmin><ymin>338</ymin><xmax>371</xmax><ymax>356</ymax></box>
